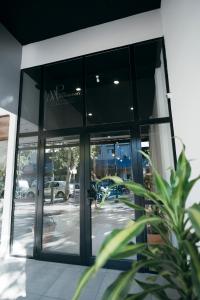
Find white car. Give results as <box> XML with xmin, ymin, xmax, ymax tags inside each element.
<box><xmin>27</xmin><ymin>180</ymin><xmax>70</xmax><ymax>200</ymax></box>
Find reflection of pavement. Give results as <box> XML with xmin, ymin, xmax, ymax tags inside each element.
<box><xmin>12</xmin><ymin>197</ymin><xmax>136</xmax><ymax>257</ymax></box>
<box><xmin>43</xmin><ymin>199</ymin><xmax>80</xmax><ymax>254</ymax></box>
<box><xmin>92</xmin><ymin>201</ymin><xmax>135</xmax><ymax>255</ymax></box>
<box><xmin>12</xmin><ymin>199</ymin><xmax>36</xmax><ymax>256</ymax></box>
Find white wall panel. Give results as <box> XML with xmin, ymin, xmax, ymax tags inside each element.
<box><xmin>161</xmin><ymin>0</ymin><xmax>200</xmax><ymax>206</ymax></box>
<box><xmin>21</xmin><ymin>9</ymin><xmax>162</xmax><ymax>68</ymax></box>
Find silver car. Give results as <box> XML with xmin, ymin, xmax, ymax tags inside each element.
<box><xmin>27</xmin><ymin>180</ymin><xmax>68</xmax><ymax>200</ymax></box>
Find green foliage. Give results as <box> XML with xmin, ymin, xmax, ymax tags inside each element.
<box><xmin>73</xmin><ymin>147</ymin><xmax>200</xmax><ymax>300</ymax></box>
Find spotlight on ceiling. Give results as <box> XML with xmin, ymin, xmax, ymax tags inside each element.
<box><xmin>76</xmin><ymin>87</ymin><xmax>81</xmax><ymax>92</ymax></box>
<box><xmin>88</xmin><ymin>113</ymin><xmax>93</xmax><ymax>117</ymax></box>
<box><xmin>96</xmin><ymin>75</ymin><xmax>100</xmax><ymax>83</ymax></box>
<box><xmin>130</xmin><ymin>107</ymin><xmax>134</xmax><ymax>111</ymax></box>
<box><xmin>113</xmin><ymin>80</ymin><xmax>119</xmax><ymax>85</ymax></box>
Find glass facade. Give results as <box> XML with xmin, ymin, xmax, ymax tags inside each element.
<box><xmin>11</xmin><ymin>38</ymin><xmax>175</xmax><ymax>267</ymax></box>
<box><xmin>44</xmin><ymin>59</ymin><xmax>84</xmax><ymax>130</ymax></box>
<box><xmin>86</xmin><ymin>48</ymin><xmax>133</xmax><ymax>125</ymax></box>
<box><xmin>12</xmin><ymin>68</ymin><xmax>41</xmax><ymax>256</ymax></box>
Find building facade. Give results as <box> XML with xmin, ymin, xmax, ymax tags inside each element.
<box><xmin>0</xmin><ymin>0</ymin><xmax>200</xmax><ymax>269</ymax></box>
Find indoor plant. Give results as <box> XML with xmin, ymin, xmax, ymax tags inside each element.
<box><xmin>73</xmin><ymin>146</ymin><xmax>200</xmax><ymax>300</ymax></box>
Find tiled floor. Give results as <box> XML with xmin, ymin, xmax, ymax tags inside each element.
<box><xmin>0</xmin><ymin>257</ymin><xmax>153</xmax><ymax>300</ymax></box>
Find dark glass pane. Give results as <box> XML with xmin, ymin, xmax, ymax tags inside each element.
<box><xmin>12</xmin><ymin>136</ymin><xmax>38</xmax><ymax>256</ymax></box>
<box><xmin>90</xmin><ymin>131</ymin><xmax>135</xmax><ymax>256</ymax></box>
<box><xmin>44</xmin><ymin>59</ymin><xmax>84</xmax><ymax>130</ymax></box>
<box><xmin>134</xmin><ymin>40</ymin><xmax>169</xmax><ymax>120</ymax></box>
<box><xmin>86</xmin><ymin>48</ymin><xmax>133</xmax><ymax>125</ymax></box>
<box><xmin>42</xmin><ymin>135</ymin><xmax>80</xmax><ymax>254</ymax></box>
<box><xmin>19</xmin><ymin>68</ymin><xmax>41</xmax><ymax>133</ymax></box>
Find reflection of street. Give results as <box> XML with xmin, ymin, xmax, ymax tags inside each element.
<box><xmin>43</xmin><ymin>197</ymin><xmax>80</xmax><ymax>254</ymax></box>
<box><xmin>12</xmin><ymin>199</ymin><xmax>35</xmax><ymax>256</ymax></box>
<box><xmin>12</xmin><ymin>196</ymin><xmax>136</xmax><ymax>257</ymax></box>
<box><xmin>92</xmin><ymin>200</ymin><xmax>135</xmax><ymax>255</ymax></box>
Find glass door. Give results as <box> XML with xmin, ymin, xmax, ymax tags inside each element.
<box><xmin>38</xmin><ymin>135</ymin><xmax>81</xmax><ymax>260</ymax></box>
<box><xmin>89</xmin><ymin>131</ymin><xmax>136</xmax><ymax>259</ymax></box>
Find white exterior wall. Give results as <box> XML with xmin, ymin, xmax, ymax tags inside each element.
<box><xmin>161</xmin><ymin>0</ymin><xmax>200</xmax><ymax>206</ymax></box>
<box><xmin>21</xmin><ymin>9</ymin><xmax>162</xmax><ymax>68</ymax></box>
<box><xmin>0</xmin><ymin>24</ymin><xmax>22</xmax><ymax>256</ymax></box>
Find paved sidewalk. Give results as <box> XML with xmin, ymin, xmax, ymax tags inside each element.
<box><xmin>0</xmin><ymin>257</ymin><xmax>152</xmax><ymax>300</ymax></box>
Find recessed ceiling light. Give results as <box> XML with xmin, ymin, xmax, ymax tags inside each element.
<box><xmin>88</xmin><ymin>113</ymin><xmax>93</xmax><ymax>116</ymax></box>
<box><xmin>114</xmin><ymin>80</ymin><xmax>119</xmax><ymax>85</ymax></box>
<box><xmin>96</xmin><ymin>75</ymin><xmax>100</xmax><ymax>83</ymax></box>
<box><xmin>130</xmin><ymin>107</ymin><xmax>134</xmax><ymax>111</ymax></box>
<box><xmin>76</xmin><ymin>87</ymin><xmax>81</xmax><ymax>92</ymax></box>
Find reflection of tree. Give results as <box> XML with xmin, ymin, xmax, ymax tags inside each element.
<box><xmin>50</xmin><ymin>146</ymin><xmax>79</xmax><ymax>198</ymax></box>
<box><xmin>90</xmin><ymin>145</ymin><xmax>100</xmax><ymax>174</ymax></box>
<box><xmin>17</xmin><ymin>149</ymin><xmax>32</xmax><ymax>177</ymax></box>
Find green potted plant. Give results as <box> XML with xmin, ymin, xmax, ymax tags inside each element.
<box><xmin>73</xmin><ymin>146</ymin><xmax>200</xmax><ymax>300</ymax></box>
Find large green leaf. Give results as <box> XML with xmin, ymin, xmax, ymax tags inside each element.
<box><xmin>135</xmin><ymin>280</ymin><xmax>171</xmax><ymax>299</ymax></box>
<box><xmin>171</xmin><ymin>150</ymin><xmax>193</xmax><ymax>212</ymax></box>
<box><xmin>102</xmin><ymin>269</ymin><xmax>135</xmax><ymax>300</ymax></box>
<box><xmin>95</xmin><ymin>216</ymin><xmax>161</xmax><ymax>271</ymax></box>
<box><xmin>120</xmin><ymin>198</ymin><xmax>145</xmax><ymax>211</ymax></box>
<box><xmin>184</xmin><ymin>240</ymin><xmax>200</xmax><ymax>298</ymax></box>
<box><xmin>111</xmin><ymin>243</ymin><xmax>146</xmax><ymax>260</ymax></box>
<box><xmin>182</xmin><ymin>176</ymin><xmax>200</xmax><ymax>206</ymax></box>
<box><xmin>125</xmin><ymin>283</ymin><xmax>172</xmax><ymax>300</ymax></box>
<box><xmin>98</xmin><ymin>228</ymin><xmax>122</xmax><ymax>254</ymax></box>
<box><xmin>72</xmin><ymin>266</ymin><xmax>95</xmax><ymax>300</ymax></box>
<box><xmin>153</xmin><ymin>168</ymin><xmax>171</xmax><ymax>204</ymax></box>
<box><xmin>187</xmin><ymin>203</ymin><xmax>200</xmax><ymax>239</ymax></box>
<box><xmin>123</xmin><ymin>182</ymin><xmax>175</xmax><ymax>223</ymax></box>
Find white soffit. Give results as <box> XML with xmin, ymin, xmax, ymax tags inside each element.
<box><xmin>21</xmin><ymin>9</ymin><xmax>163</xmax><ymax>69</ymax></box>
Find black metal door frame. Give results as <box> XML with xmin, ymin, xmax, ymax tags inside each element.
<box><xmin>33</xmin><ymin>123</ymin><xmax>145</xmax><ymax>270</ymax></box>
<box><xmin>11</xmin><ymin>37</ymin><xmax>176</xmax><ymax>271</ymax></box>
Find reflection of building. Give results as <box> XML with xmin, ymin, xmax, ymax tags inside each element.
<box><xmin>92</xmin><ymin>143</ymin><xmax>132</xmax><ymax>180</ymax></box>
<box><xmin>0</xmin><ymin>1</ymin><xmax>200</xmax><ymax>274</ymax></box>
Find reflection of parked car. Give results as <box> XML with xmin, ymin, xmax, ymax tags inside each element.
<box><xmin>15</xmin><ymin>180</ymin><xmax>29</xmax><ymax>198</ymax></box>
<box><xmin>27</xmin><ymin>180</ymin><xmax>71</xmax><ymax>200</ymax></box>
<box><xmin>96</xmin><ymin>178</ymin><xmax>129</xmax><ymax>201</ymax></box>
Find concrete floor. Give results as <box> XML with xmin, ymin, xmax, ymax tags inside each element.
<box><xmin>0</xmin><ymin>256</ymin><xmax>153</xmax><ymax>300</ymax></box>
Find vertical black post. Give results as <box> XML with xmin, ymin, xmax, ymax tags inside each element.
<box><xmin>162</xmin><ymin>37</ymin><xmax>177</xmax><ymax>168</ymax></box>
<box><xmin>34</xmin><ymin>66</ymin><xmax>45</xmax><ymax>257</ymax></box>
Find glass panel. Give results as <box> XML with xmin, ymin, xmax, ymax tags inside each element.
<box><xmin>12</xmin><ymin>136</ymin><xmax>38</xmax><ymax>256</ymax></box>
<box><xmin>42</xmin><ymin>135</ymin><xmax>80</xmax><ymax>254</ymax></box>
<box><xmin>44</xmin><ymin>59</ymin><xmax>84</xmax><ymax>130</ymax></box>
<box><xmin>86</xmin><ymin>48</ymin><xmax>133</xmax><ymax>125</ymax></box>
<box><xmin>19</xmin><ymin>68</ymin><xmax>41</xmax><ymax>133</ymax></box>
<box><xmin>140</xmin><ymin>123</ymin><xmax>174</xmax><ymax>245</ymax></box>
<box><xmin>90</xmin><ymin>131</ymin><xmax>135</xmax><ymax>256</ymax></box>
<box><xmin>0</xmin><ymin>115</ymin><xmax>9</xmax><ymax>243</ymax></box>
<box><xmin>12</xmin><ymin>67</ymin><xmax>40</xmax><ymax>256</ymax></box>
<box><xmin>134</xmin><ymin>40</ymin><xmax>169</xmax><ymax>120</ymax></box>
